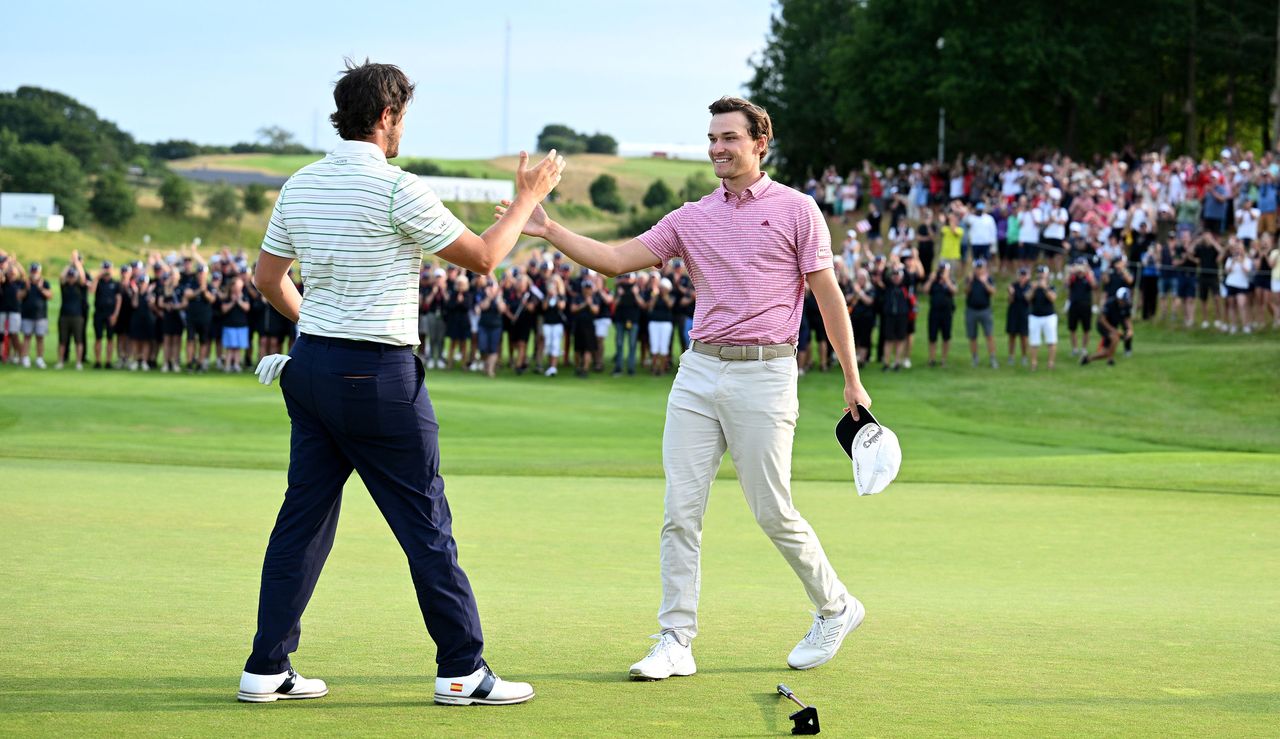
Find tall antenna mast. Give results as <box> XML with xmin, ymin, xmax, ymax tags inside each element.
<box><xmin>502</xmin><ymin>18</ymin><xmax>511</xmax><ymax>155</ymax></box>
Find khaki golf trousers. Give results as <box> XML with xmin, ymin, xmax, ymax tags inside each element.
<box><xmin>658</xmin><ymin>350</ymin><xmax>849</xmax><ymax>641</ymax></box>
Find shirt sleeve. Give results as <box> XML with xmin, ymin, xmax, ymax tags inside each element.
<box><xmin>636</xmin><ymin>208</ymin><xmax>683</xmax><ymax>264</ymax></box>
<box><xmin>391</xmin><ymin>173</ymin><xmax>466</xmax><ymax>255</ymax></box>
<box><xmin>797</xmin><ymin>197</ymin><xmax>834</xmax><ymax>274</ymax></box>
<box><xmin>260</xmin><ymin>185</ymin><xmax>294</xmax><ymax>259</ymax></box>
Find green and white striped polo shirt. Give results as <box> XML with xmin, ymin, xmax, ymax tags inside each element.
<box><xmin>260</xmin><ymin>139</ymin><xmax>465</xmax><ymax>345</ymax></box>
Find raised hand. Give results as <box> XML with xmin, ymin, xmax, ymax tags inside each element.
<box><xmin>515</xmin><ymin>149</ymin><xmax>567</xmax><ymax>202</ymax></box>
<box><xmin>495</xmin><ymin>199</ymin><xmax>551</xmax><ymax>238</ymax></box>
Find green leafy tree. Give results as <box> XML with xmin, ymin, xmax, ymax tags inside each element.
<box><xmin>158</xmin><ymin>173</ymin><xmax>193</xmax><ymax>217</ymax></box>
<box><xmin>585</xmin><ymin>132</ymin><xmax>618</xmax><ymax>155</ymax></box>
<box><xmin>642</xmin><ymin>179</ymin><xmax>676</xmax><ymax>209</ymax></box>
<box><xmin>89</xmin><ymin>169</ymin><xmax>137</xmax><ymax>227</ymax></box>
<box><xmin>242</xmin><ymin>183</ymin><xmax>267</xmax><ymax>214</ymax></box>
<box><xmin>0</xmin><ymin>86</ymin><xmax>141</xmax><ymax>170</ymax></box>
<box><xmin>588</xmin><ymin>174</ymin><xmax>624</xmax><ymax>213</ymax></box>
<box><xmin>536</xmin><ymin>124</ymin><xmax>579</xmax><ymax>152</ymax></box>
<box><xmin>680</xmin><ymin>172</ymin><xmax>716</xmax><ymax>202</ymax></box>
<box><xmin>205</xmin><ymin>182</ymin><xmax>243</xmax><ymax>227</ymax></box>
<box><xmin>0</xmin><ymin>132</ymin><xmax>88</xmax><ymax>227</ymax></box>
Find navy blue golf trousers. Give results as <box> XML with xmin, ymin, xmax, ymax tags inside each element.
<box><xmin>244</xmin><ymin>334</ymin><xmax>484</xmax><ymax>678</ymax></box>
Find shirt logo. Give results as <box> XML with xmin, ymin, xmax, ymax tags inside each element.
<box><xmin>761</xmin><ymin>220</ymin><xmax>771</xmax><ymax>226</ymax></box>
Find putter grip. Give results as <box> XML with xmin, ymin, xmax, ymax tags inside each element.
<box><xmin>777</xmin><ymin>683</ymin><xmax>794</xmax><ymax>698</ymax></box>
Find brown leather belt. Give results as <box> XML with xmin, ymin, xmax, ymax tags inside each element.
<box><xmin>691</xmin><ymin>339</ymin><xmax>797</xmax><ymax>361</ymax></box>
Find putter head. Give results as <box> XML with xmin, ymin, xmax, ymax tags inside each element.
<box><xmin>789</xmin><ymin>705</ymin><xmax>820</xmax><ymax>735</ymax></box>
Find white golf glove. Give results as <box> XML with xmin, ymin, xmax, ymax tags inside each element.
<box><xmin>255</xmin><ymin>354</ymin><xmax>291</xmax><ymax>386</ymax></box>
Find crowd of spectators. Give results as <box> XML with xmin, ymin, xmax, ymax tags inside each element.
<box><xmin>807</xmin><ymin>146</ymin><xmax>1278</xmax><ymax>369</ymax></box>
<box><xmin>1</xmin><ymin>246</ymin><xmax>296</xmax><ymax>372</ymax></box>
<box><xmin>3</xmin><ymin>146</ymin><xmax>1275</xmax><ymax>378</ymax></box>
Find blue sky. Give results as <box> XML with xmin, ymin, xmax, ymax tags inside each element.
<box><xmin>0</xmin><ymin>0</ymin><xmax>776</xmax><ymax>159</ymax></box>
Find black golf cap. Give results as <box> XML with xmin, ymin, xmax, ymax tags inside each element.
<box><xmin>835</xmin><ymin>405</ymin><xmax>879</xmax><ymax>460</ymax></box>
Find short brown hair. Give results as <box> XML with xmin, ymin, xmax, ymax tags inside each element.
<box><xmin>708</xmin><ymin>96</ymin><xmax>773</xmax><ymax>143</ymax></box>
<box><xmin>329</xmin><ymin>58</ymin><xmax>416</xmax><ymax>141</ymax></box>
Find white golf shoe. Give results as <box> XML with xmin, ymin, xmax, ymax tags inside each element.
<box><xmin>236</xmin><ymin>668</ymin><xmax>328</xmax><ymax>703</ymax></box>
<box><xmin>629</xmin><ymin>631</ymin><xmax>696</xmax><ymax>680</ymax></box>
<box><xmin>787</xmin><ymin>597</ymin><xmax>865</xmax><ymax>670</ymax></box>
<box><xmin>434</xmin><ymin>663</ymin><xmax>534</xmax><ymax>706</ymax></box>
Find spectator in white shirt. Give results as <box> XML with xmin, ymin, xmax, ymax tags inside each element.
<box><xmin>1235</xmin><ymin>200</ymin><xmax>1260</xmax><ymax>246</ymax></box>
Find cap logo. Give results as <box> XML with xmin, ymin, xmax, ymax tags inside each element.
<box><xmin>862</xmin><ymin>427</ymin><xmax>883</xmax><ymax>448</ymax></box>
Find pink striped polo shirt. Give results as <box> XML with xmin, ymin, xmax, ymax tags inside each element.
<box><xmin>638</xmin><ymin>173</ymin><xmax>832</xmax><ymax>345</ymax></box>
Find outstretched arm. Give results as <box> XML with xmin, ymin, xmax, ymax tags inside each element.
<box><xmin>436</xmin><ymin>151</ymin><xmax>567</xmax><ymax>274</ymax></box>
<box><xmin>494</xmin><ymin>200</ymin><xmax>660</xmax><ymax>277</ymax></box>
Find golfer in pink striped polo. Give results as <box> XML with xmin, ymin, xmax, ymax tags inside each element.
<box><xmin>498</xmin><ymin>96</ymin><xmax>872</xmax><ymax>679</ymax></box>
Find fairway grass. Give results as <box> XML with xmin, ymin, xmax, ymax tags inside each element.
<box><xmin>1</xmin><ymin>334</ymin><xmax>1277</xmax><ymax>736</ymax></box>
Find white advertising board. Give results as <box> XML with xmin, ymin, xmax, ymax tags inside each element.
<box><xmin>0</xmin><ymin>193</ymin><xmax>60</xmax><ymax>230</ymax></box>
<box><xmin>419</xmin><ymin>177</ymin><xmax>514</xmax><ymax>204</ymax></box>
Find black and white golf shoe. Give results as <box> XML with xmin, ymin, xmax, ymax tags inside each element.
<box><xmin>236</xmin><ymin>669</ymin><xmax>328</xmax><ymax>703</ymax></box>
<box><xmin>434</xmin><ymin>663</ymin><xmax>534</xmax><ymax>706</ymax></box>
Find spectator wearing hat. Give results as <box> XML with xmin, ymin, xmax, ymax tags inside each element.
<box><xmin>1027</xmin><ymin>266</ymin><xmax>1059</xmax><ymax>371</ymax></box>
<box><xmin>880</xmin><ymin>266</ymin><xmax>911</xmax><ymax>371</ymax></box>
<box><xmin>961</xmin><ymin>201</ymin><xmax>998</xmax><ymax>271</ymax></box>
<box><xmin>540</xmin><ymin>274</ymin><xmax>568</xmax><ymax>376</ymax></box>
<box><xmin>570</xmin><ymin>276</ymin><xmax>602</xmax><ymax>377</ymax></box>
<box><xmin>219</xmin><ymin>273</ymin><xmax>251</xmax><ymax>373</ymax></box>
<box><xmin>157</xmin><ymin>266</ymin><xmax>187</xmax><ymax>372</ymax></box>
<box><xmin>1256</xmin><ymin>169</ymin><xmax>1277</xmax><ymax>238</ymax></box>
<box><xmin>1189</xmin><ymin>232</ymin><xmax>1224</xmax><ymax>328</ymax></box>
<box><xmin>612</xmin><ymin>273</ymin><xmax>643</xmax><ymax>376</ymax></box>
<box><xmin>1005</xmin><ymin>267</ymin><xmax>1031</xmax><ymax>367</ymax></box>
<box><xmin>474</xmin><ymin>275</ymin><xmax>505</xmax><ymax>377</ymax></box>
<box><xmin>420</xmin><ymin>268</ymin><xmax>448</xmax><ymax>369</ymax></box>
<box><xmin>125</xmin><ymin>265</ymin><xmax>156</xmax><ymax>371</ymax></box>
<box><xmin>508</xmin><ymin>272</ymin><xmax>541</xmax><ymax>375</ymax></box>
<box><xmin>1202</xmin><ymin>172</ymin><xmax>1229</xmax><ymax>235</ymax></box>
<box><xmin>444</xmin><ymin>275</ymin><xmax>472</xmax><ymax>368</ymax></box>
<box><xmin>18</xmin><ymin>262</ymin><xmax>52</xmax><ymax>369</ymax></box>
<box><xmin>964</xmin><ymin>258</ymin><xmax>998</xmax><ymax>368</ymax></box>
<box><xmin>56</xmin><ymin>252</ymin><xmax>89</xmax><ymax>370</ymax></box>
<box><xmin>1081</xmin><ymin>287</ymin><xmax>1133</xmax><ymax>366</ymax></box>
<box><xmin>89</xmin><ymin>260</ymin><xmax>122</xmax><ymax>369</ymax></box>
<box><xmin>645</xmin><ymin>276</ymin><xmax>676</xmax><ymax>375</ymax></box>
<box><xmin>922</xmin><ymin>261</ymin><xmax>956</xmax><ymax>367</ymax></box>
<box><xmin>0</xmin><ymin>255</ymin><xmax>22</xmax><ymax>364</ymax></box>
<box><xmin>1042</xmin><ymin>188</ymin><xmax>1069</xmax><ymax>273</ymax></box>
<box><xmin>1064</xmin><ymin>256</ymin><xmax>1095</xmax><ymax>353</ymax></box>
<box><xmin>1102</xmin><ymin>255</ymin><xmax>1135</xmax><ymax>354</ymax></box>
<box><xmin>183</xmin><ymin>264</ymin><xmax>217</xmax><ymax>372</ymax></box>
<box><xmin>939</xmin><ymin>211</ymin><xmax>964</xmax><ymax>278</ymax></box>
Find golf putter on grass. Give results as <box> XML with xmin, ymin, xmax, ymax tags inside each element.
<box><xmin>776</xmin><ymin>683</ymin><xmax>820</xmax><ymax>735</ymax></box>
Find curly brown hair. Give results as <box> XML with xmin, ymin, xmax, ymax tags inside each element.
<box><xmin>329</xmin><ymin>58</ymin><xmax>416</xmax><ymax>141</ymax></box>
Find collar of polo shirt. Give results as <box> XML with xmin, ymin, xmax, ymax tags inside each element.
<box><xmin>331</xmin><ymin>139</ymin><xmax>387</xmax><ymax>162</ymax></box>
<box><xmin>721</xmin><ymin>172</ymin><xmax>774</xmax><ymax>201</ymax></box>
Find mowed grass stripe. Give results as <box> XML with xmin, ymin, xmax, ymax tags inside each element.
<box><xmin>0</xmin><ymin>461</ymin><xmax>1275</xmax><ymax>736</ymax></box>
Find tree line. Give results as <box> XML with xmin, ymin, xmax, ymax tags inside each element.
<box><xmin>0</xmin><ymin>86</ymin><xmax>311</xmax><ymax>228</ymax></box>
<box><xmin>747</xmin><ymin>0</ymin><xmax>1279</xmax><ymax>182</ymax></box>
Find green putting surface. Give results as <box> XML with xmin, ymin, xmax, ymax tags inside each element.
<box><xmin>0</xmin><ymin>331</ymin><xmax>1276</xmax><ymax>736</ymax></box>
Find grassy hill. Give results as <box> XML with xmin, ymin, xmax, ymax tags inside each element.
<box><xmin>170</xmin><ymin>152</ymin><xmax>714</xmax><ymax>211</ymax></box>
